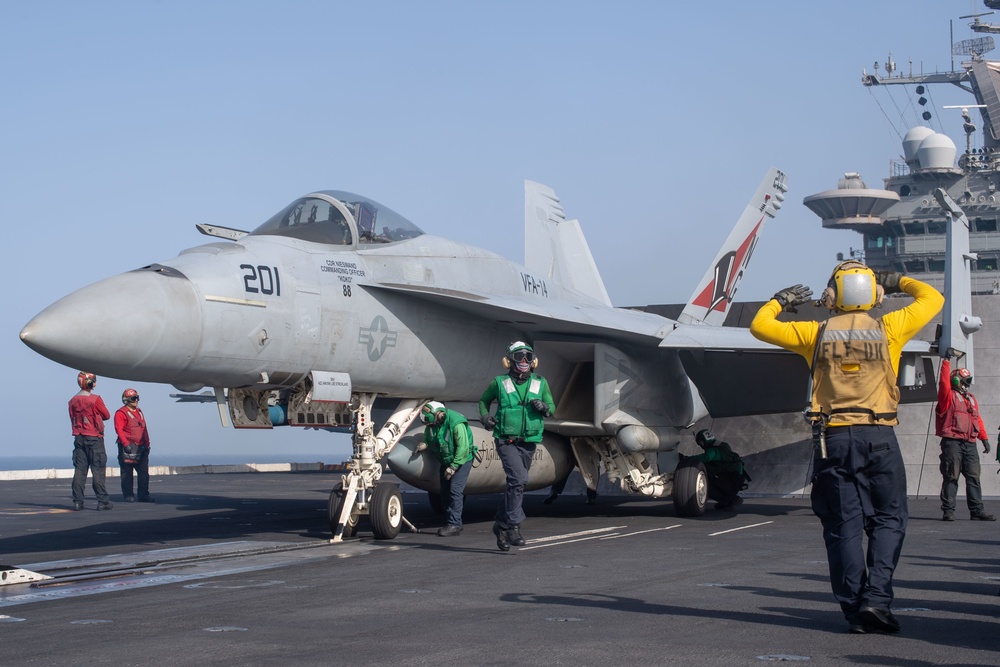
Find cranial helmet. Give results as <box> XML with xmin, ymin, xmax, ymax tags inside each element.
<box><xmin>951</xmin><ymin>367</ymin><xmax>973</xmax><ymax>390</ymax></box>
<box><xmin>695</xmin><ymin>429</ymin><xmax>717</xmax><ymax>449</ymax></box>
<box><xmin>419</xmin><ymin>400</ymin><xmax>447</xmax><ymax>425</ymax></box>
<box><xmin>122</xmin><ymin>388</ymin><xmax>140</xmax><ymax>404</ymax></box>
<box><xmin>819</xmin><ymin>261</ymin><xmax>883</xmax><ymax>312</ymax></box>
<box><xmin>77</xmin><ymin>371</ymin><xmax>97</xmax><ymax>390</ymax></box>
<box><xmin>501</xmin><ymin>341</ymin><xmax>538</xmax><ymax>370</ymax></box>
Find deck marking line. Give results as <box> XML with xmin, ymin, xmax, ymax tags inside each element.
<box><xmin>709</xmin><ymin>520</ymin><xmax>773</xmax><ymax>536</ymax></box>
<box><xmin>600</xmin><ymin>525</ymin><xmax>683</xmax><ymax>540</ymax></box>
<box><xmin>524</xmin><ymin>526</ymin><xmax>625</xmax><ymax>545</ymax></box>
<box><xmin>520</xmin><ymin>533</ymin><xmax>624</xmax><ymax>550</ymax></box>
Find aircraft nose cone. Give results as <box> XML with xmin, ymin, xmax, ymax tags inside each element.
<box><xmin>20</xmin><ymin>268</ymin><xmax>203</xmax><ymax>382</ymax></box>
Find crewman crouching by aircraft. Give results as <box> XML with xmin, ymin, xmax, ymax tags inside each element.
<box><xmin>750</xmin><ymin>262</ymin><xmax>943</xmax><ymax>635</ymax></box>
<box><xmin>935</xmin><ymin>357</ymin><xmax>995</xmax><ymax>522</ymax></box>
<box><xmin>479</xmin><ymin>341</ymin><xmax>555</xmax><ymax>552</ymax></box>
<box><xmin>683</xmin><ymin>429</ymin><xmax>749</xmax><ymax>511</ymax></box>
<box><xmin>415</xmin><ymin>401</ymin><xmax>477</xmax><ymax>536</ymax></box>
<box><xmin>115</xmin><ymin>388</ymin><xmax>154</xmax><ymax>503</ymax></box>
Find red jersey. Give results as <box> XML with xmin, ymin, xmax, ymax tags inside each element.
<box><xmin>68</xmin><ymin>391</ymin><xmax>111</xmax><ymax>437</ymax></box>
<box><xmin>115</xmin><ymin>406</ymin><xmax>150</xmax><ymax>447</ymax></box>
<box><xmin>935</xmin><ymin>358</ymin><xmax>987</xmax><ymax>442</ymax></box>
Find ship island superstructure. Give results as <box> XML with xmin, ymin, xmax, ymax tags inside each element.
<box><xmin>804</xmin><ymin>3</ymin><xmax>1000</xmax><ymax>295</ymax></box>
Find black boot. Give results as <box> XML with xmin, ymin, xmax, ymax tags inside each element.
<box><xmin>508</xmin><ymin>524</ymin><xmax>526</xmax><ymax>547</ymax></box>
<box><xmin>492</xmin><ymin>521</ymin><xmax>510</xmax><ymax>552</ymax></box>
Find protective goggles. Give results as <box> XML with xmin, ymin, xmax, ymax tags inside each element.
<box><xmin>510</xmin><ymin>350</ymin><xmax>534</xmax><ymax>363</ymax></box>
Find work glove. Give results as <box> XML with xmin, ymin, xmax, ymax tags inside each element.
<box><xmin>981</xmin><ymin>438</ymin><xmax>991</xmax><ymax>455</ymax></box>
<box><xmin>444</xmin><ymin>466</ymin><xmax>456</xmax><ymax>481</ymax></box>
<box><xmin>874</xmin><ymin>270</ymin><xmax>904</xmax><ymax>294</ymax></box>
<box><xmin>529</xmin><ymin>398</ymin><xmax>551</xmax><ymax>417</ymax></box>
<box><xmin>481</xmin><ymin>415</ymin><xmax>496</xmax><ymax>430</ymax></box>
<box><xmin>414</xmin><ymin>441</ymin><xmax>428</xmax><ymax>453</ymax></box>
<box><xmin>772</xmin><ymin>284</ymin><xmax>813</xmax><ymax>313</ymax></box>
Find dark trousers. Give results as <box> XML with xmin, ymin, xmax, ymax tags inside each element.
<box><xmin>71</xmin><ymin>435</ymin><xmax>110</xmax><ymax>504</ymax></box>
<box><xmin>706</xmin><ymin>468</ymin><xmax>743</xmax><ymax>505</ymax></box>
<box><xmin>810</xmin><ymin>424</ymin><xmax>907</xmax><ymax>617</ymax></box>
<box><xmin>439</xmin><ymin>460</ymin><xmax>472</xmax><ymax>527</ymax></box>
<box><xmin>118</xmin><ymin>445</ymin><xmax>151</xmax><ymax>500</ymax></box>
<box><xmin>939</xmin><ymin>438</ymin><xmax>985</xmax><ymax>514</ymax></box>
<box><xmin>494</xmin><ymin>439</ymin><xmax>535</xmax><ymax>527</ymax></box>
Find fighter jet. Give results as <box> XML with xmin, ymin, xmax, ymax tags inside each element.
<box><xmin>17</xmin><ymin>168</ymin><xmax>932</xmax><ymax>540</ymax></box>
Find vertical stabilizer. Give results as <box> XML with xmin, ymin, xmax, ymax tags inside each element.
<box><xmin>934</xmin><ymin>188</ymin><xmax>982</xmax><ymax>374</ymax></box>
<box><xmin>524</xmin><ymin>180</ymin><xmax>612</xmax><ymax>307</ymax></box>
<box><xmin>678</xmin><ymin>168</ymin><xmax>788</xmax><ymax>326</ymax></box>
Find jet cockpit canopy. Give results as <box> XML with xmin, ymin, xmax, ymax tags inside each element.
<box><xmin>249</xmin><ymin>191</ymin><xmax>424</xmax><ymax>247</ymax></box>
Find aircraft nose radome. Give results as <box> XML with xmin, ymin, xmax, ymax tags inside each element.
<box><xmin>20</xmin><ymin>270</ymin><xmax>203</xmax><ymax>382</ymax></box>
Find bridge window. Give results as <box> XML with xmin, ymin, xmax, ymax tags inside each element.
<box><xmin>976</xmin><ymin>256</ymin><xmax>998</xmax><ymax>271</ymax></box>
<box><xmin>975</xmin><ymin>218</ymin><xmax>998</xmax><ymax>232</ymax></box>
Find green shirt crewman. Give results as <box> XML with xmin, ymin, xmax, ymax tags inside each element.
<box><xmin>686</xmin><ymin>429</ymin><xmax>748</xmax><ymax>511</ymax></box>
<box><xmin>417</xmin><ymin>401</ymin><xmax>477</xmax><ymax>536</ymax></box>
<box><xmin>479</xmin><ymin>341</ymin><xmax>555</xmax><ymax>551</ymax></box>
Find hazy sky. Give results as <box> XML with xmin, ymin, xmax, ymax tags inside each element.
<box><xmin>2</xmin><ymin>1</ymin><xmax>984</xmax><ymax>464</ymax></box>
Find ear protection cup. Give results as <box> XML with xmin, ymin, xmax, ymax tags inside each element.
<box><xmin>819</xmin><ymin>286</ymin><xmax>836</xmax><ymax>310</ymax></box>
<box><xmin>77</xmin><ymin>371</ymin><xmax>96</xmax><ymax>390</ymax></box>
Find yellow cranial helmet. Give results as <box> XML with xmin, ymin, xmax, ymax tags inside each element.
<box><xmin>819</xmin><ymin>261</ymin><xmax>883</xmax><ymax>312</ymax></box>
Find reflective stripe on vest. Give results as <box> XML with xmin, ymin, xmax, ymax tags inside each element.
<box><xmin>809</xmin><ymin>312</ymin><xmax>899</xmax><ymax>426</ymax></box>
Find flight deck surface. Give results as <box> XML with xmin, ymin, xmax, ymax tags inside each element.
<box><xmin>0</xmin><ymin>471</ymin><xmax>996</xmax><ymax>666</ymax></box>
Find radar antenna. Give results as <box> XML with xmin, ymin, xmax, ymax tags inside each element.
<box><xmin>962</xmin><ymin>11</ymin><xmax>1000</xmax><ymax>35</ymax></box>
<box><xmin>952</xmin><ymin>35</ymin><xmax>996</xmax><ymax>59</ymax></box>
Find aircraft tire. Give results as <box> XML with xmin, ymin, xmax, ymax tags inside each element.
<box><xmin>370</xmin><ymin>482</ymin><xmax>403</xmax><ymax>540</ymax></box>
<box><xmin>328</xmin><ymin>482</ymin><xmax>359</xmax><ymax>538</ymax></box>
<box><xmin>672</xmin><ymin>460</ymin><xmax>708</xmax><ymax>517</ymax></box>
<box><xmin>427</xmin><ymin>491</ymin><xmax>445</xmax><ymax>515</ymax></box>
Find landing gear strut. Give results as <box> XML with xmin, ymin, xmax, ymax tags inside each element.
<box><xmin>328</xmin><ymin>394</ymin><xmax>426</xmax><ymax>542</ymax></box>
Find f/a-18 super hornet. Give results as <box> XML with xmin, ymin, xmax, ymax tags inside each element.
<box><xmin>18</xmin><ymin>167</ymin><xmax>938</xmax><ymax>540</ymax></box>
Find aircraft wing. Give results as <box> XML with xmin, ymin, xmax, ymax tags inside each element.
<box><xmin>367</xmin><ymin>281</ymin><xmax>672</xmax><ymax>344</ymax></box>
<box><xmin>666</xmin><ymin>324</ymin><xmax>935</xmax><ymax>417</ymax></box>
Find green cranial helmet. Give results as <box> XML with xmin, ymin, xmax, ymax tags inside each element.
<box><xmin>695</xmin><ymin>429</ymin><xmax>717</xmax><ymax>448</ymax></box>
<box><xmin>419</xmin><ymin>401</ymin><xmax>446</xmax><ymax>425</ymax></box>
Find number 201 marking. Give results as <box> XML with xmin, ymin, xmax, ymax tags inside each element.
<box><xmin>240</xmin><ymin>264</ymin><xmax>281</xmax><ymax>296</ymax></box>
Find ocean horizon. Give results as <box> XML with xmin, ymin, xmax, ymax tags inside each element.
<box><xmin>0</xmin><ymin>453</ymin><xmax>345</xmax><ymax>471</ymax></box>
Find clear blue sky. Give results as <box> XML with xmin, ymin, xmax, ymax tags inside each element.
<box><xmin>2</xmin><ymin>1</ymin><xmax>983</xmax><ymax>464</ymax></box>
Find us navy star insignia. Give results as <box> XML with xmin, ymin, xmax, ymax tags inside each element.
<box><xmin>359</xmin><ymin>315</ymin><xmax>398</xmax><ymax>361</ymax></box>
